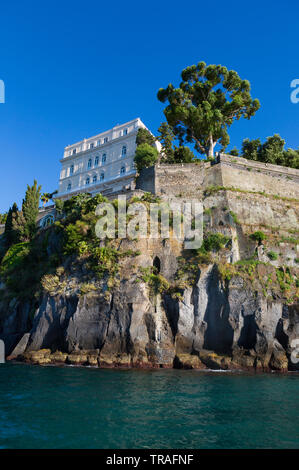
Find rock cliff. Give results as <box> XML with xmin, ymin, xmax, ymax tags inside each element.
<box><xmin>0</xmin><ymin>159</ymin><xmax>299</xmax><ymax>372</ymax></box>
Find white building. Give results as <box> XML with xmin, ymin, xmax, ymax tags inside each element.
<box><xmin>56</xmin><ymin>117</ymin><xmax>157</xmax><ymax>200</ymax></box>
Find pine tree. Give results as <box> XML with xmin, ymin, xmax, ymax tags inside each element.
<box><xmin>158</xmin><ymin>61</ymin><xmax>260</xmax><ymax>158</ymax></box>
<box><xmin>136</xmin><ymin>128</ymin><xmax>156</xmax><ymax>147</ymax></box>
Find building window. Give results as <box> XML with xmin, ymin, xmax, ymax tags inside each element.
<box><xmin>70</xmin><ymin>164</ymin><xmax>74</xmax><ymax>175</ymax></box>
<box><xmin>90</xmin><ymin>143</ymin><xmax>94</xmax><ymax>149</ymax></box>
<box><xmin>123</xmin><ymin>128</ymin><xmax>128</xmax><ymax>135</ymax></box>
<box><xmin>95</xmin><ymin>156</ymin><xmax>99</xmax><ymax>166</ymax></box>
<box><xmin>93</xmin><ymin>175</ymin><xmax>97</xmax><ymax>184</ymax></box>
<box><xmin>86</xmin><ymin>177</ymin><xmax>90</xmax><ymax>185</ymax></box>
<box><xmin>88</xmin><ymin>158</ymin><xmax>92</xmax><ymax>169</ymax></box>
<box><xmin>104</xmin><ymin>137</ymin><xmax>108</xmax><ymax>143</ymax></box>
<box><xmin>72</xmin><ymin>149</ymin><xmax>76</xmax><ymax>155</ymax></box>
<box><xmin>102</xmin><ymin>153</ymin><xmax>106</xmax><ymax>163</ymax></box>
<box><xmin>67</xmin><ymin>182</ymin><xmax>72</xmax><ymax>191</ymax></box>
<box><xmin>100</xmin><ymin>172</ymin><xmax>105</xmax><ymax>181</ymax></box>
<box><xmin>120</xmin><ymin>166</ymin><xmax>126</xmax><ymax>175</ymax></box>
<box><xmin>97</xmin><ymin>140</ymin><xmax>101</xmax><ymax>146</ymax></box>
<box><xmin>122</xmin><ymin>145</ymin><xmax>127</xmax><ymax>157</ymax></box>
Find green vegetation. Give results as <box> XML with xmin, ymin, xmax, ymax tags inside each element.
<box><xmin>0</xmin><ymin>213</ymin><xmax>7</xmax><ymax>224</ymax></box>
<box><xmin>203</xmin><ymin>185</ymin><xmax>299</xmax><ymax>203</ymax></box>
<box><xmin>217</xmin><ymin>260</ymin><xmax>298</xmax><ymax>303</ymax></box>
<box><xmin>229</xmin><ymin>211</ymin><xmax>240</xmax><ymax>225</ymax></box>
<box><xmin>200</xmin><ymin>232</ymin><xmax>231</xmax><ymax>253</ymax></box>
<box><xmin>157</xmin><ymin>122</ymin><xmax>195</xmax><ymax>164</ymax></box>
<box><xmin>157</xmin><ymin>61</ymin><xmax>260</xmax><ymax>158</ymax></box>
<box><xmin>175</xmin><ymin>233</ymin><xmax>230</xmax><ymax>286</ymax></box>
<box><xmin>241</xmin><ymin>135</ymin><xmax>299</xmax><ymax>169</ymax></box>
<box><xmin>228</xmin><ymin>135</ymin><xmax>299</xmax><ymax>170</ymax></box>
<box><xmin>279</xmin><ymin>236</ymin><xmax>299</xmax><ymax>245</ymax></box>
<box><xmin>134</xmin><ymin>143</ymin><xmax>159</xmax><ymax>172</ymax></box>
<box><xmin>0</xmin><ymin>191</ymin><xmax>144</xmax><ymax>302</ymax></box>
<box><xmin>139</xmin><ymin>267</ymin><xmax>170</xmax><ymax>295</ymax></box>
<box><xmin>40</xmin><ymin>190</ymin><xmax>58</xmax><ymax>207</ymax></box>
<box><xmin>12</xmin><ymin>180</ymin><xmax>41</xmax><ymax>242</ymax></box>
<box><xmin>3</xmin><ymin>202</ymin><xmax>18</xmax><ymax>248</ymax></box>
<box><xmin>134</xmin><ymin>128</ymin><xmax>159</xmax><ymax>172</ymax></box>
<box><xmin>267</xmin><ymin>251</ymin><xmax>278</xmax><ymax>261</ymax></box>
<box><xmin>249</xmin><ymin>231</ymin><xmax>267</xmax><ymax>244</ymax></box>
<box><xmin>135</xmin><ymin>127</ymin><xmax>156</xmax><ymax>147</ymax></box>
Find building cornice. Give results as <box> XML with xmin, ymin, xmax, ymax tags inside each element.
<box><xmin>60</xmin><ymin>128</ymin><xmax>139</xmax><ymax>163</ymax></box>
<box><xmin>64</xmin><ymin>117</ymin><xmax>141</xmax><ymax>150</ymax></box>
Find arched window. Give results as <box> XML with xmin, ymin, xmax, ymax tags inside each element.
<box><xmin>67</xmin><ymin>182</ymin><xmax>72</xmax><ymax>191</ymax></box>
<box><xmin>100</xmin><ymin>172</ymin><xmax>105</xmax><ymax>181</ymax></box>
<box><xmin>120</xmin><ymin>166</ymin><xmax>125</xmax><ymax>175</ymax></box>
<box><xmin>95</xmin><ymin>156</ymin><xmax>99</xmax><ymax>166</ymax></box>
<box><xmin>70</xmin><ymin>164</ymin><xmax>74</xmax><ymax>175</ymax></box>
<box><xmin>42</xmin><ymin>214</ymin><xmax>55</xmax><ymax>228</ymax></box>
<box><xmin>122</xmin><ymin>145</ymin><xmax>127</xmax><ymax>157</ymax></box>
<box><xmin>88</xmin><ymin>158</ymin><xmax>92</xmax><ymax>169</ymax></box>
<box><xmin>93</xmin><ymin>175</ymin><xmax>97</xmax><ymax>184</ymax></box>
<box><xmin>86</xmin><ymin>177</ymin><xmax>90</xmax><ymax>185</ymax></box>
<box><xmin>102</xmin><ymin>153</ymin><xmax>106</xmax><ymax>163</ymax></box>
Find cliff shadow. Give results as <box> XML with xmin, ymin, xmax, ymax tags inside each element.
<box><xmin>203</xmin><ymin>266</ymin><xmax>234</xmax><ymax>353</ymax></box>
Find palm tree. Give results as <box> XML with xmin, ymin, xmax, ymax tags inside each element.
<box><xmin>41</xmin><ymin>190</ymin><xmax>58</xmax><ymax>207</ymax></box>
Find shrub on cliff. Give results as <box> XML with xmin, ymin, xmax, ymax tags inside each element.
<box><xmin>249</xmin><ymin>231</ymin><xmax>267</xmax><ymax>245</ymax></box>
<box><xmin>268</xmin><ymin>251</ymin><xmax>278</xmax><ymax>261</ymax></box>
<box><xmin>200</xmin><ymin>233</ymin><xmax>231</xmax><ymax>253</ymax></box>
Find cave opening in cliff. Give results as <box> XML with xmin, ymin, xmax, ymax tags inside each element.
<box><xmin>153</xmin><ymin>256</ymin><xmax>161</xmax><ymax>274</ymax></box>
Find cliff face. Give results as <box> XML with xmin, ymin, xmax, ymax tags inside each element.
<box><xmin>1</xmin><ymin>157</ymin><xmax>299</xmax><ymax>371</ymax></box>
<box><xmin>2</xmin><ymin>241</ymin><xmax>298</xmax><ymax>372</ymax></box>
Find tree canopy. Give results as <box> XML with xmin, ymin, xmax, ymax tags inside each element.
<box><xmin>239</xmin><ymin>135</ymin><xmax>299</xmax><ymax>169</ymax></box>
<box><xmin>13</xmin><ymin>180</ymin><xmax>41</xmax><ymax>241</ymax></box>
<box><xmin>158</xmin><ymin>122</ymin><xmax>195</xmax><ymax>163</ymax></box>
<box><xmin>41</xmin><ymin>190</ymin><xmax>58</xmax><ymax>206</ymax></box>
<box><xmin>4</xmin><ymin>203</ymin><xmax>18</xmax><ymax>247</ymax></box>
<box><xmin>157</xmin><ymin>61</ymin><xmax>260</xmax><ymax>158</ymax></box>
<box><xmin>134</xmin><ymin>143</ymin><xmax>159</xmax><ymax>172</ymax></box>
<box><xmin>136</xmin><ymin>128</ymin><xmax>156</xmax><ymax>147</ymax></box>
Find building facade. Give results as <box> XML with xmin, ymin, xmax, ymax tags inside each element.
<box><xmin>56</xmin><ymin>118</ymin><xmax>155</xmax><ymax>199</ymax></box>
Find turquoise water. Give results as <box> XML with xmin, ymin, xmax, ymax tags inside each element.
<box><xmin>0</xmin><ymin>363</ymin><xmax>298</xmax><ymax>449</ymax></box>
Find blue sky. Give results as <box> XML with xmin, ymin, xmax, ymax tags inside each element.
<box><xmin>0</xmin><ymin>0</ymin><xmax>298</xmax><ymax>213</ymax></box>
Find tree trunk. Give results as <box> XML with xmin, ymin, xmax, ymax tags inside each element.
<box><xmin>208</xmin><ymin>136</ymin><xmax>215</xmax><ymax>158</ymax></box>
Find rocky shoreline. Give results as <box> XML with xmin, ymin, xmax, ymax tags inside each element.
<box><xmin>7</xmin><ymin>346</ymin><xmax>290</xmax><ymax>373</ymax></box>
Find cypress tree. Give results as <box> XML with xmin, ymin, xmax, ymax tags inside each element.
<box><xmin>22</xmin><ymin>180</ymin><xmax>42</xmax><ymax>240</ymax></box>
<box><xmin>4</xmin><ymin>202</ymin><xmax>18</xmax><ymax>246</ymax></box>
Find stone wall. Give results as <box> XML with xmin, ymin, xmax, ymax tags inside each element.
<box><xmin>136</xmin><ymin>155</ymin><xmax>299</xmax><ymax>200</ymax></box>
<box><xmin>215</xmin><ymin>154</ymin><xmax>299</xmax><ymax>199</ymax></box>
<box><xmin>136</xmin><ymin>163</ymin><xmax>207</xmax><ymax>197</ymax></box>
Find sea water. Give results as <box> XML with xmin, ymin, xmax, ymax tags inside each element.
<box><xmin>0</xmin><ymin>363</ymin><xmax>298</xmax><ymax>449</ymax></box>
